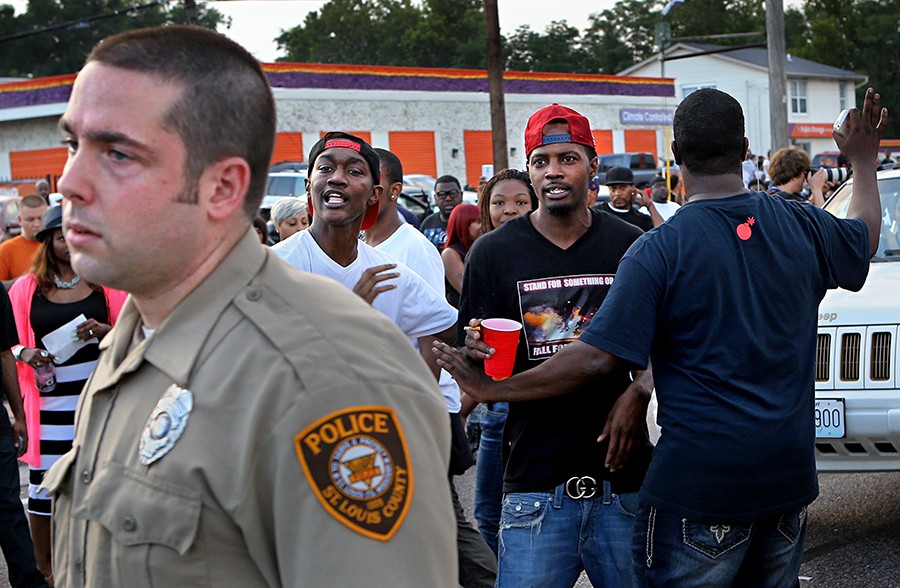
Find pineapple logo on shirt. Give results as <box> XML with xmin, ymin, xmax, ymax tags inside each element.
<box><xmin>736</xmin><ymin>216</ymin><xmax>756</xmax><ymax>241</ymax></box>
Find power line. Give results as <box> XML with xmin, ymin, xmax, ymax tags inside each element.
<box><xmin>0</xmin><ymin>1</ymin><xmax>169</xmax><ymax>45</ymax></box>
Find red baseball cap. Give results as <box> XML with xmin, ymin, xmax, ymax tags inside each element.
<box><xmin>524</xmin><ymin>104</ymin><xmax>595</xmax><ymax>157</ymax></box>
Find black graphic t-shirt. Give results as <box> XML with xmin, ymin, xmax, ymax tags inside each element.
<box><xmin>458</xmin><ymin>209</ymin><xmax>651</xmax><ymax>494</ymax></box>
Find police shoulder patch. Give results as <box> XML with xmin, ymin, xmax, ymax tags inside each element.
<box><xmin>295</xmin><ymin>406</ymin><xmax>413</xmax><ymax>542</ymax></box>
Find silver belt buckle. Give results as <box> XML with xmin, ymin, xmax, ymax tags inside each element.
<box><xmin>565</xmin><ymin>476</ymin><xmax>598</xmax><ymax>499</ymax></box>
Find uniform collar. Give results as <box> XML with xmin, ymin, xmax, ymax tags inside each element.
<box><xmin>95</xmin><ymin>229</ymin><xmax>266</xmax><ymax>388</ymax></box>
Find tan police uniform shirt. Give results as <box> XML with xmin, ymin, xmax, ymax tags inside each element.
<box><xmin>44</xmin><ymin>230</ymin><xmax>457</xmax><ymax>587</ymax></box>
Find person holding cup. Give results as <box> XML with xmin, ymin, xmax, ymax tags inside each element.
<box><xmin>8</xmin><ymin>205</ymin><xmax>126</xmax><ymax>584</ymax></box>
<box><xmin>438</xmin><ymin>88</ymin><xmax>888</xmax><ymax>588</ymax></box>
<box><xmin>453</xmin><ymin>103</ymin><xmax>654</xmax><ymax>587</ymax></box>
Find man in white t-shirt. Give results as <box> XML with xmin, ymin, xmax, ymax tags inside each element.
<box><xmin>649</xmin><ymin>176</ymin><xmax>681</xmax><ymax>221</ymax></box>
<box><xmin>365</xmin><ymin>148</ymin><xmax>498</xmax><ymax>586</ymax></box>
<box><xmin>273</xmin><ymin>133</ymin><xmax>456</xmax><ymax>347</ymax></box>
<box><xmin>364</xmin><ymin>149</ymin><xmax>445</xmax><ymax>293</ymax></box>
<box><xmin>275</xmin><ymin>134</ymin><xmax>496</xmax><ymax>587</ymax></box>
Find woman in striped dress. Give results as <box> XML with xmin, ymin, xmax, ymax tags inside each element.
<box><xmin>10</xmin><ymin>205</ymin><xmax>126</xmax><ymax>585</ymax></box>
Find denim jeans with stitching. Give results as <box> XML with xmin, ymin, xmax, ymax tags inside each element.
<box><xmin>473</xmin><ymin>401</ymin><xmax>507</xmax><ymax>555</ymax></box>
<box><xmin>632</xmin><ymin>502</ymin><xmax>807</xmax><ymax>588</ymax></box>
<box><xmin>496</xmin><ymin>480</ymin><xmax>639</xmax><ymax>588</ymax></box>
<box><xmin>0</xmin><ymin>412</ymin><xmax>46</xmax><ymax>588</ymax></box>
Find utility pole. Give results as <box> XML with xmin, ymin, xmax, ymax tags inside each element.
<box><xmin>766</xmin><ymin>0</ymin><xmax>789</xmax><ymax>151</ymax></box>
<box><xmin>483</xmin><ymin>0</ymin><xmax>508</xmax><ymax>173</ymax></box>
<box><xmin>184</xmin><ymin>0</ymin><xmax>198</xmax><ymax>25</ymax></box>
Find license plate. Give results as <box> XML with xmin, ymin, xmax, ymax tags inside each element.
<box><xmin>815</xmin><ymin>399</ymin><xmax>845</xmax><ymax>438</ymax></box>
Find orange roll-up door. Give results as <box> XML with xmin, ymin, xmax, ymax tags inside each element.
<box><xmin>592</xmin><ymin>130</ymin><xmax>614</xmax><ymax>155</ymax></box>
<box><xmin>389</xmin><ymin>131</ymin><xmax>437</xmax><ymax>177</ymax></box>
<box><xmin>463</xmin><ymin>130</ymin><xmax>493</xmax><ymax>188</ymax></box>
<box><xmin>624</xmin><ymin>130</ymin><xmax>657</xmax><ymax>155</ymax></box>
<box><xmin>10</xmin><ymin>147</ymin><xmax>68</xmax><ymax>185</ymax></box>
<box><xmin>271</xmin><ymin>133</ymin><xmax>304</xmax><ymax>164</ymax></box>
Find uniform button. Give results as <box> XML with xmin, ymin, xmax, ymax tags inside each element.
<box><xmin>81</xmin><ymin>469</ymin><xmax>90</xmax><ymax>484</ymax></box>
<box><xmin>534</xmin><ymin>502</ymin><xmax>540</xmax><ymax>507</ymax></box>
<box><xmin>246</xmin><ymin>288</ymin><xmax>262</xmax><ymax>301</ymax></box>
<box><xmin>122</xmin><ymin>516</ymin><xmax>137</xmax><ymax>532</ymax></box>
<box><xmin>515</xmin><ymin>504</ymin><xmax>521</xmax><ymax>511</ymax></box>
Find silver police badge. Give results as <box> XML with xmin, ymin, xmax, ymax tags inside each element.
<box><xmin>139</xmin><ymin>384</ymin><xmax>194</xmax><ymax>466</ymax></box>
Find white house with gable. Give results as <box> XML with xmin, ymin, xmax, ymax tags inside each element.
<box><xmin>620</xmin><ymin>42</ymin><xmax>867</xmax><ymax>160</ymax></box>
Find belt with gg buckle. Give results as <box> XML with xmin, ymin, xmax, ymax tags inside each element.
<box><xmin>564</xmin><ymin>476</ymin><xmax>598</xmax><ymax>499</ymax></box>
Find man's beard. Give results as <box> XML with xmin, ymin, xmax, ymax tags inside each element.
<box><xmin>545</xmin><ymin>199</ymin><xmax>579</xmax><ymax>218</ymax></box>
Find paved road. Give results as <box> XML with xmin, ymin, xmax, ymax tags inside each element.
<box><xmin>2</xmin><ymin>464</ymin><xmax>898</xmax><ymax>587</ymax></box>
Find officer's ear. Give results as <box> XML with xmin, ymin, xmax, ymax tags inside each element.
<box><xmin>202</xmin><ymin>156</ymin><xmax>251</xmax><ymax>222</ymax></box>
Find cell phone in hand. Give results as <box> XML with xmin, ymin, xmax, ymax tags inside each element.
<box><xmin>833</xmin><ymin>109</ymin><xmax>850</xmax><ymax>137</ymax></box>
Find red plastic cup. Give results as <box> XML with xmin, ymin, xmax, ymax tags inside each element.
<box><xmin>481</xmin><ymin>318</ymin><xmax>523</xmax><ymax>380</ymax></box>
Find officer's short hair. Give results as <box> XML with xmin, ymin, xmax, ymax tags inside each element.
<box><xmin>86</xmin><ymin>26</ymin><xmax>276</xmax><ymax>219</ymax></box>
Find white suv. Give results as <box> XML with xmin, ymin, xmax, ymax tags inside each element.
<box><xmin>815</xmin><ymin>167</ymin><xmax>900</xmax><ymax>471</ymax></box>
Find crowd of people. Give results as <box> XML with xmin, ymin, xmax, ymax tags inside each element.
<box><xmin>0</xmin><ymin>24</ymin><xmax>890</xmax><ymax>588</ymax></box>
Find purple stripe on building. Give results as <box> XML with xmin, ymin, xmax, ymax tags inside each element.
<box><xmin>0</xmin><ymin>69</ymin><xmax>672</xmax><ymax>111</ymax></box>
<box><xmin>0</xmin><ymin>85</ymin><xmax>72</xmax><ymax>110</ymax></box>
<box><xmin>267</xmin><ymin>71</ymin><xmax>674</xmax><ymax>98</ymax></box>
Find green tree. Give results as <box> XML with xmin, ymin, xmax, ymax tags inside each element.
<box><xmin>787</xmin><ymin>0</ymin><xmax>900</xmax><ymax>138</ymax></box>
<box><xmin>278</xmin><ymin>0</ymin><xmax>485</xmax><ymax>68</ymax></box>
<box><xmin>505</xmin><ymin>21</ymin><xmax>589</xmax><ymax>73</ymax></box>
<box><xmin>581</xmin><ymin>0</ymin><xmax>661</xmax><ymax>73</ymax></box>
<box><xmin>276</xmin><ymin>0</ymin><xmax>384</xmax><ymax>65</ymax></box>
<box><xmin>0</xmin><ymin>1</ymin><xmax>224</xmax><ymax>77</ymax></box>
<box><xmin>666</xmin><ymin>0</ymin><xmax>766</xmax><ymax>44</ymax></box>
<box><xmin>391</xmin><ymin>0</ymin><xmax>485</xmax><ymax>68</ymax></box>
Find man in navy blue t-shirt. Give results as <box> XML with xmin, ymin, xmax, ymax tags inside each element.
<box><xmin>435</xmin><ymin>87</ymin><xmax>888</xmax><ymax>587</ymax></box>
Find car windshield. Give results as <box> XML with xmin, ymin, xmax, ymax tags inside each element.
<box><xmin>825</xmin><ymin>176</ymin><xmax>900</xmax><ymax>261</ymax></box>
<box><xmin>267</xmin><ymin>175</ymin><xmax>306</xmax><ymax>197</ymax></box>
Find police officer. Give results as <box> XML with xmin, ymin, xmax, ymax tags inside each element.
<box><xmin>45</xmin><ymin>26</ymin><xmax>456</xmax><ymax>587</ymax></box>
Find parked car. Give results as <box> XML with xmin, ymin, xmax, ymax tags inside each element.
<box><xmin>0</xmin><ymin>196</ymin><xmax>19</xmax><ymax>242</ymax></box>
<box><xmin>591</xmin><ymin>182</ymin><xmax>611</xmax><ymax>206</ymax></box>
<box><xmin>814</xmin><ymin>167</ymin><xmax>900</xmax><ymax>471</ymax></box>
<box><xmin>812</xmin><ymin>151</ymin><xmax>841</xmax><ymax>170</ymax></box>
<box><xmin>262</xmin><ymin>167</ymin><xmax>308</xmax><ymax>220</ymax></box>
<box><xmin>404</xmin><ymin>174</ymin><xmax>437</xmax><ymax>194</ymax></box>
<box><xmin>398</xmin><ymin>193</ymin><xmax>432</xmax><ymax>225</ymax></box>
<box><xmin>269</xmin><ymin>161</ymin><xmax>308</xmax><ymax>173</ymax></box>
<box><xmin>595</xmin><ymin>153</ymin><xmax>661</xmax><ymax>188</ymax></box>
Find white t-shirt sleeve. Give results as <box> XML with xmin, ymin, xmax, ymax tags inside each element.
<box><xmin>392</xmin><ymin>266</ymin><xmax>457</xmax><ymax>339</ymax></box>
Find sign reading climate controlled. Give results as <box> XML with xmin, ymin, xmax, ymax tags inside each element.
<box><xmin>619</xmin><ymin>108</ymin><xmax>674</xmax><ymax>126</ymax></box>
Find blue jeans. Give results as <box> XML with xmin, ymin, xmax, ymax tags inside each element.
<box><xmin>0</xmin><ymin>413</ymin><xmax>46</xmax><ymax>588</ymax></box>
<box><xmin>474</xmin><ymin>402</ymin><xmax>506</xmax><ymax>555</ymax></box>
<box><xmin>497</xmin><ymin>480</ymin><xmax>639</xmax><ymax>588</ymax></box>
<box><xmin>633</xmin><ymin>503</ymin><xmax>807</xmax><ymax>588</ymax></box>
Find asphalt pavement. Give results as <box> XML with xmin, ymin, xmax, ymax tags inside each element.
<box><xmin>2</xmin><ymin>463</ymin><xmax>898</xmax><ymax>587</ymax></box>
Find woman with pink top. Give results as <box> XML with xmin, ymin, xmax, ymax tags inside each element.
<box><xmin>9</xmin><ymin>206</ymin><xmax>126</xmax><ymax>585</ymax></box>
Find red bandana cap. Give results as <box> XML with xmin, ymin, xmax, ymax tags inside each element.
<box><xmin>524</xmin><ymin>104</ymin><xmax>595</xmax><ymax>157</ymax></box>
<box><xmin>307</xmin><ymin>131</ymin><xmax>381</xmax><ymax>230</ymax></box>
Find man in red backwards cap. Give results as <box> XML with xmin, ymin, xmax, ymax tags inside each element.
<box><xmin>452</xmin><ymin>104</ymin><xmax>654</xmax><ymax>587</ymax></box>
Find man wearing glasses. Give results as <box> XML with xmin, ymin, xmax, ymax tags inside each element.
<box><xmin>421</xmin><ymin>175</ymin><xmax>464</xmax><ymax>248</ymax></box>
